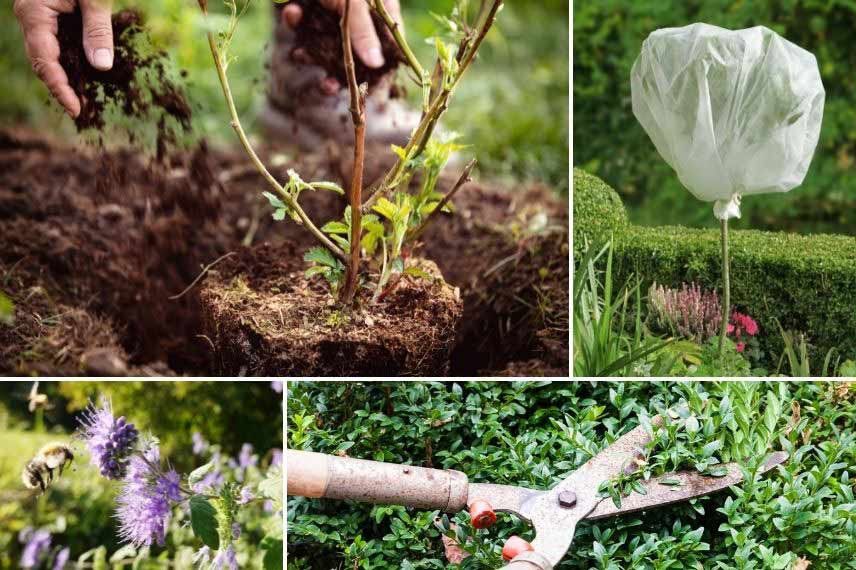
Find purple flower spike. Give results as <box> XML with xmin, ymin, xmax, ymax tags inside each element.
<box><xmin>211</xmin><ymin>546</ymin><xmax>238</xmax><ymax>570</ymax></box>
<box><xmin>78</xmin><ymin>400</ymin><xmax>139</xmax><ymax>480</ymax></box>
<box><xmin>115</xmin><ymin>446</ymin><xmax>182</xmax><ymax>548</ymax></box>
<box><xmin>271</xmin><ymin>448</ymin><xmax>283</xmax><ymax>468</ymax></box>
<box><xmin>192</xmin><ymin>432</ymin><xmax>208</xmax><ymax>455</ymax></box>
<box><xmin>19</xmin><ymin>528</ymin><xmax>51</xmax><ymax>569</ymax></box>
<box><xmin>52</xmin><ymin>547</ymin><xmax>70</xmax><ymax>570</ymax></box>
<box><xmin>238</xmin><ymin>486</ymin><xmax>254</xmax><ymax>505</ymax></box>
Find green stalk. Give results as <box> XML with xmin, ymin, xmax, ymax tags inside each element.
<box><xmin>719</xmin><ymin>218</ymin><xmax>730</xmax><ymax>356</ymax></box>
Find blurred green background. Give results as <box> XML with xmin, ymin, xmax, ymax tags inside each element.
<box><xmin>0</xmin><ymin>381</ymin><xmax>283</xmax><ymax>569</ymax></box>
<box><xmin>0</xmin><ymin>0</ymin><xmax>569</xmax><ymax>194</ymax></box>
<box><xmin>574</xmin><ymin>1</ymin><xmax>856</xmax><ymax>234</ymax></box>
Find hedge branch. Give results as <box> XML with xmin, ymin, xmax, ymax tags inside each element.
<box><xmin>339</xmin><ymin>0</ymin><xmax>367</xmax><ymax>304</ymax></box>
<box><xmin>204</xmin><ymin>27</ymin><xmax>346</xmax><ymax>263</ymax></box>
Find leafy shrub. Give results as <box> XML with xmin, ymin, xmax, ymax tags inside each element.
<box><xmin>572</xmin><ymin>168</ymin><xmax>627</xmax><ymax>251</ymax></box>
<box><xmin>574</xmin><ymin>170</ymin><xmax>856</xmax><ymax>364</ymax></box>
<box><xmin>574</xmin><ymin>1</ymin><xmax>856</xmax><ymax>234</ymax></box>
<box><xmin>287</xmin><ymin>381</ymin><xmax>856</xmax><ymax>569</ymax></box>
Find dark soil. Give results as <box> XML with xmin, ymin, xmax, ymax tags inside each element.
<box><xmin>0</xmin><ymin>127</ymin><xmax>567</xmax><ymax>377</ymax></box>
<box><xmin>286</xmin><ymin>0</ymin><xmax>403</xmax><ymax>88</ymax></box>
<box><xmin>198</xmin><ymin>243</ymin><xmax>462</xmax><ymax>376</ymax></box>
<box><xmin>57</xmin><ymin>9</ymin><xmax>192</xmax><ymax>157</ymax></box>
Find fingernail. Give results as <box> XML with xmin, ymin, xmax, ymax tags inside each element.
<box><xmin>364</xmin><ymin>47</ymin><xmax>384</xmax><ymax>68</ymax></box>
<box><xmin>93</xmin><ymin>48</ymin><xmax>113</xmax><ymax>70</ymax></box>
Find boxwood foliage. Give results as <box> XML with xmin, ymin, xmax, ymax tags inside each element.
<box><xmin>574</xmin><ymin>169</ymin><xmax>856</xmax><ymax>363</ymax></box>
<box><xmin>573</xmin><ymin>168</ymin><xmax>628</xmax><ymax>253</ymax></box>
<box><xmin>287</xmin><ymin>381</ymin><xmax>856</xmax><ymax>570</ymax></box>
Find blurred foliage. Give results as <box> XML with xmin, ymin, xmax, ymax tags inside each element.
<box><xmin>0</xmin><ymin>381</ymin><xmax>282</xmax><ymax>570</ymax></box>
<box><xmin>574</xmin><ymin>0</ymin><xmax>856</xmax><ymax>234</ymax></box>
<box><xmin>287</xmin><ymin>381</ymin><xmax>856</xmax><ymax>569</ymax></box>
<box><xmin>0</xmin><ymin>381</ymin><xmax>282</xmax><ymax>470</ymax></box>
<box><xmin>0</xmin><ymin>0</ymin><xmax>567</xmax><ymax>193</ymax></box>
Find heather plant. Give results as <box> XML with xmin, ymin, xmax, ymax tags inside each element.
<box><xmin>12</xmin><ymin>397</ymin><xmax>283</xmax><ymax>570</ymax></box>
<box><xmin>647</xmin><ymin>282</ymin><xmax>721</xmax><ymax>343</ymax></box>
<box><xmin>199</xmin><ymin>0</ymin><xmax>500</xmax><ymax>305</ymax></box>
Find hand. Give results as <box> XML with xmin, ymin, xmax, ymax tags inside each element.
<box><xmin>13</xmin><ymin>0</ymin><xmax>115</xmax><ymax>118</ymax></box>
<box><xmin>283</xmin><ymin>0</ymin><xmax>402</xmax><ymax>90</ymax></box>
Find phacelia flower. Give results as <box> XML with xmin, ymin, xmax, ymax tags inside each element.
<box><xmin>231</xmin><ymin>522</ymin><xmax>241</xmax><ymax>540</ymax></box>
<box><xmin>271</xmin><ymin>380</ymin><xmax>283</xmax><ymax>393</ymax></box>
<box><xmin>115</xmin><ymin>446</ymin><xmax>182</xmax><ymax>548</ymax></box>
<box><xmin>78</xmin><ymin>400</ymin><xmax>139</xmax><ymax>480</ymax></box>
<box><xmin>211</xmin><ymin>546</ymin><xmax>238</xmax><ymax>570</ymax></box>
<box><xmin>52</xmin><ymin>547</ymin><xmax>70</xmax><ymax>570</ymax></box>
<box><xmin>238</xmin><ymin>444</ymin><xmax>256</xmax><ymax>469</ymax></box>
<box><xmin>238</xmin><ymin>486</ymin><xmax>254</xmax><ymax>505</ymax></box>
<box><xmin>19</xmin><ymin>528</ymin><xmax>51</xmax><ymax>569</ymax></box>
<box><xmin>192</xmin><ymin>432</ymin><xmax>208</xmax><ymax>455</ymax></box>
<box><xmin>193</xmin><ymin>546</ymin><xmax>211</xmax><ymax>569</ymax></box>
<box><xmin>271</xmin><ymin>448</ymin><xmax>283</xmax><ymax>467</ymax></box>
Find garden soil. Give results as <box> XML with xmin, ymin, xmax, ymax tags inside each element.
<box><xmin>0</xmin><ymin>127</ymin><xmax>567</xmax><ymax>376</ymax></box>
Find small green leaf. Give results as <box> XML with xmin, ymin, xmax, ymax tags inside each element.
<box><xmin>188</xmin><ymin>461</ymin><xmax>216</xmax><ymax>488</ymax></box>
<box><xmin>321</xmin><ymin>221</ymin><xmax>350</xmax><ymax>234</ymax></box>
<box><xmin>189</xmin><ymin>495</ymin><xmax>220</xmax><ymax>550</ymax></box>
<box><xmin>310</xmin><ymin>181</ymin><xmax>345</xmax><ymax>195</ymax></box>
<box><xmin>404</xmin><ymin>266</ymin><xmax>433</xmax><ymax>281</ymax></box>
<box><xmin>262</xmin><ymin>191</ymin><xmax>286</xmax><ymax>209</ymax></box>
<box><xmin>373</xmin><ymin>197</ymin><xmax>398</xmax><ymax>221</ymax></box>
<box><xmin>260</xmin><ymin>535</ymin><xmax>284</xmax><ymax>570</ymax></box>
<box><xmin>272</xmin><ymin>208</ymin><xmax>287</xmax><ymax>221</ymax></box>
<box><xmin>304</xmin><ymin>247</ymin><xmax>338</xmax><ymax>268</ymax></box>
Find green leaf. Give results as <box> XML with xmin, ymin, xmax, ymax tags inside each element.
<box><xmin>321</xmin><ymin>221</ymin><xmax>350</xmax><ymax>234</ymax></box>
<box><xmin>372</xmin><ymin>197</ymin><xmax>398</xmax><ymax>221</ymax></box>
<box><xmin>260</xmin><ymin>535</ymin><xmax>284</xmax><ymax>570</ymax></box>
<box><xmin>189</xmin><ymin>495</ymin><xmax>220</xmax><ymax>550</ymax></box>
<box><xmin>304</xmin><ymin>247</ymin><xmax>338</xmax><ymax>268</ymax></box>
<box><xmin>310</xmin><ymin>181</ymin><xmax>345</xmax><ymax>195</ymax></box>
<box><xmin>93</xmin><ymin>547</ymin><xmax>107</xmax><ymax>570</ymax></box>
<box><xmin>262</xmin><ymin>191</ymin><xmax>286</xmax><ymax>209</ymax></box>
<box><xmin>272</xmin><ymin>208</ymin><xmax>286</xmax><ymax>221</ymax></box>
<box><xmin>110</xmin><ymin>545</ymin><xmax>137</xmax><ymax>563</ymax></box>
<box><xmin>188</xmin><ymin>461</ymin><xmax>216</xmax><ymax>488</ymax></box>
<box><xmin>0</xmin><ymin>291</ymin><xmax>13</xmax><ymax>326</ymax></box>
<box><xmin>403</xmin><ymin>266</ymin><xmax>433</xmax><ymax>281</ymax></box>
<box><xmin>259</xmin><ymin>466</ymin><xmax>283</xmax><ymax>512</ymax></box>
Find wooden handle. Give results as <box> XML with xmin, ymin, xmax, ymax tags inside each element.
<box><xmin>287</xmin><ymin>450</ymin><xmax>331</xmax><ymax>498</ymax></box>
<box><xmin>286</xmin><ymin>449</ymin><xmax>470</xmax><ymax>511</ymax></box>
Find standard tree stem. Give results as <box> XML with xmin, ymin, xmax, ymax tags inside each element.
<box><xmin>339</xmin><ymin>0</ymin><xmax>365</xmax><ymax>305</ymax></box>
<box><xmin>719</xmin><ymin>218</ymin><xmax>730</xmax><ymax>356</ymax></box>
<box><xmin>205</xmin><ymin>31</ymin><xmax>346</xmax><ymax>263</ymax></box>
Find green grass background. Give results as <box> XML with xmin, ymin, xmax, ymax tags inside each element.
<box><xmin>0</xmin><ymin>0</ymin><xmax>568</xmax><ymax>194</ymax></box>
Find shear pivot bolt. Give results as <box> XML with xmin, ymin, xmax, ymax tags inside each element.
<box><xmin>502</xmin><ymin>536</ymin><xmax>534</xmax><ymax>561</ymax></box>
<box><xmin>558</xmin><ymin>490</ymin><xmax>577</xmax><ymax>508</ymax></box>
<box><xmin>469</xmin><ymin>499</ymin><xmax>497</xmax><ymax>529</ymax></box>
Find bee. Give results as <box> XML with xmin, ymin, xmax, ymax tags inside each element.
<box><xmin>22</xmin><ymin>443</ymin><xmax>75</xmax><ymax>493</ymax></box>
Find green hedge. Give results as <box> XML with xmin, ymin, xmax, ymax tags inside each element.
<box><xmin>575</xmin><ymin>169</ymin><xmax>856</xmax><ymax>363</ymax></box>
<box><xmin>572</xmin><ymin>168</ymin><xmax>627</xmax><ymax>251</ymax></box>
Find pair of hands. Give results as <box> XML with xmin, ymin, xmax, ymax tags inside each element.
<box><xmin>13</xmin><ymin>0</ymin><xmax>402</xmax><ymax>118</ymax></box>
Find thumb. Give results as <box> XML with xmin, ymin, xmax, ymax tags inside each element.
<box><xmin>80</xmin><ymin>0</ymin><xmax>114</xmax><ymax>71</ymax></box>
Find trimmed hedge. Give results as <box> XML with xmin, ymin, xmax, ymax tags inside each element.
<box><xmin>572</xmin><ymin>168</ymin><xmax>627</xmax><ymax>250</ymax></box>
<box><xmin>574</xmin><ymin>169</ymin><xmax>856</xmax><ymax>363</ymax></box>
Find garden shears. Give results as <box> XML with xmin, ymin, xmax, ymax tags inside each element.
<box><xmin>287</xmin><ymin>417</ymin><xmax>787</xmax><ymax>569</ymax></box>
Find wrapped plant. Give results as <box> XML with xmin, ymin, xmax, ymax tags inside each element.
<box><xmin>632</xmin><ymin>24</ymin><xmax>824</xmax><ymax>355</ymax></box>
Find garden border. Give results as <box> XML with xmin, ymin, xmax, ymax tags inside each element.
<box><xmin>574</xmin><ymin>168</ymin><xmax>856</xmax><ymax>364</ymax></box>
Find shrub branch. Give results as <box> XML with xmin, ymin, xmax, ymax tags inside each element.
<box><xmin>340</xmin><ymin>0</ymin><xmax>367</xmax><ymax>304</ymax></box>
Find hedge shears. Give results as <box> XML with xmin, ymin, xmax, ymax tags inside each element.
<box><xmin>287</xmin><ymin>417</ymin><xmax>787</xmax><ymax>569</ymax></box>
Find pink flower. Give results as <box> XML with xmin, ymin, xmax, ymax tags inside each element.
<box><xmin>727</xmin><ymin>323</ymin><xmax>735</xmax><ymax>334</ymax></box>
<box><xmin>743</xmin><ymin>317</ymin><xmax>759</xmax><ymax>336</ymax></box>
<box><xmin>736</xmin><ymin>342</ymin><xmax>746</xmax><ymax>353</ymax></box>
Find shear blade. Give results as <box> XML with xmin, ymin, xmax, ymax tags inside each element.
<box><xmin>586</xmin><ymin>451</ymin><xmax>788</xmax><ymax>521</ymax></box>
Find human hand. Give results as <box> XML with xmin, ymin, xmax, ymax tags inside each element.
<box><xmin>13</xmin><ymin>0</ymin><xmax>115</xmax><ymax>118</ymax></box>
<box><xmin>282</xmin><ymin>0</ymin><xmax>402</xmax><ymax>93</ymax></box>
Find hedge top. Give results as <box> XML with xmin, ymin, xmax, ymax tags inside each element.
<box><xmin>573</xmin><ymin>168</ymin><xmax>627</xmax><ymax>248</ymax></box>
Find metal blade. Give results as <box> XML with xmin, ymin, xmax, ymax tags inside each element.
<box><xmin>586</xmin><ymin>451</ymin><xmax>788</xmax><ymax>521</ymax></box>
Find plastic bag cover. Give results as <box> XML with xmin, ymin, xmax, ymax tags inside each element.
<box><xmin>631</xmin><ymin>23</ymin><xmax>825</xmax><ymax>218</ymax></box>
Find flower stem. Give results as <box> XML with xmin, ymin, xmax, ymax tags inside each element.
<box><xmin>719</xmin><ymin>218</ymin><xmax>730</xmax><ymax>356</ymax></box>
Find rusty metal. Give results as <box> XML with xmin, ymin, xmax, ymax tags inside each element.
<box><xmin>557</xmin><ymin>491</ymin><xmax>577</xmax><ymax>508</ymax></box>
